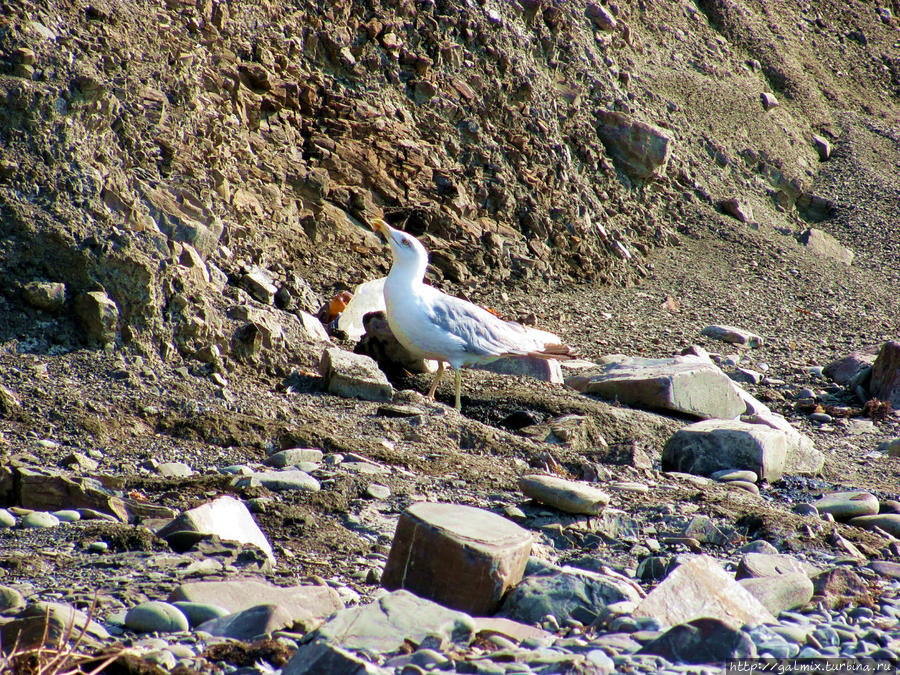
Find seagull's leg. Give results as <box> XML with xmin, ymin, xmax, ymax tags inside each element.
<box><xmin>427</xmin><ymin>361</ymin><xmax>445</xmax><ymax>399</ymax></box>
<box><xmin>454</xmin><ymin>368</ymin><xmax>462</xmax><ymax>411</ymax></box>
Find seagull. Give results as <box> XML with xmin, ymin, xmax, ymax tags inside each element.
<box><xmin>371</xmin><ymin>218</ymin><xmax>573</xmax><ymax>409</ymax></box>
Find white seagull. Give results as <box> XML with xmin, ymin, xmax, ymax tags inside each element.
<box><xmin>372</xmin><ymin>218</ymin><xmax>572</xmax><ymax>409</ymax></box>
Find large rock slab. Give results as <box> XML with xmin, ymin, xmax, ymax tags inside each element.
<box><xmin>633</xmin><ymin>555</ymin><xmax>776</xmax><ymax>629</ymax></box>
<box><xmin>596</xmin><ymin>110</ymin><xmax>673</xmax><ymax>179</ymax></box>
<box><xmin>566</xmin><ymin>355</ymin><xmax>745</xmax><ymax>419</ymax></box>
<box><xmin>661</xmin><ymin>419</ymin><xmax>787</xmax><ymax>482</ymax></box>
<box><xmin>870</xmin><ymin>341</ymin><xmax>900</xmax><ymax>407</ymax></box>
<box><xmin>319</xmin><ymin>347</ymin><xmax>393</xmax><ymax>402</ymax></box>
<box><xmin>518</xmin><ymin>474</ymin><xmax>609</xmax><ymax>515</ymax></box>
<box><xmin>312</xmin><ymin>589</ymin><xmax>475</xmax><ymax>654</ymax></box>
<box><xmin>168</xmin><ymin>578</ymin><xmax>342</xmax><ymax>632</ymax></box>
<box><xmin>742</xmin><ymin>411</ymin><xmax>823</xmax><ymax>475</ymax></box>
<box><xmin>16</xmin><ymin>466</ymin><xmax>128</xmax><ymax>522</ymax></box>
<box><xmin>499</xmin><ymin>563</ymin><xmax>643</xmax><ymax>626</ymax></box>
<box><xmin>381</xmin><ymin>502</ymin><xmax>532</xmax><ymax>615</ymax></box>
<box><xmin>157</xmin><ymin>495</ymin><xmax>274</xmax><ymax>564</ymax></box>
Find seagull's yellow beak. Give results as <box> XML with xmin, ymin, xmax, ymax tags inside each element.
<box><xmin>371</xmin><ymin>218</ymin><xmax>394</xmax><ymax>243</ymax></box>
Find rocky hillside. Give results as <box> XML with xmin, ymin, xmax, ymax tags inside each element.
<box><xmin>0</xmin><ymin>0</ymin><xmax>899</xmax><ymax>673</ymax></box>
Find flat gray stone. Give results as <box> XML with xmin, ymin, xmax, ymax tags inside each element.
<box><xmin>265</xmin><ymin>448</ymin><xmax>324</xmax><ymax>468</ymax></box>
<box><xmin>239</xmin><ymin>469</ymin><xmax>320</xmax><ymax>492</ymax></box>
<box><xmin>198</xmin><ymin>603</ymin><xmax>294</xmax><ymax>640</ymax></box>
<box><xmin>22</xmin><ymin>511</ymin><xmax>60</xmax><ymax>528</ymax></box>
<box><xmin>157</xmin><ymin>495</ymin><xmax>274</xmax><ymax>564</ymax></box>
<box><xmin>701</xmin><ymin>324</ymin><xmax>763</xmax><ymax>348</ymax></box>
<box><xmin>662</xmin><ymin>419</ymin><xmax>787</xmax><ymax>482</ymax></box>
<box><xmin>168</xmin><ymin>578</ymin><xmax>343</xmax><ymax>632</ymax></box>
<box><xmin>633</xmin><ymin>555</ymin><xmax>776</xmax><ymax>630</ymax></box>
<box><xmin>125</xmin><ymin>601</ymin><xmax>189</xmax><ymax>633</ymax></box>
<box><xmin>739</xmin><ymin>573</ymin><xmax>814</xmax><ymax>614</ymax></box>
<box><xmin>847</xmin><ymin>514</ymin><xmax>900</xmax><ymax>537</ymax></box>
<box><xmin>319</xmin><ymin>347</ymin><xmax>393</xmax><ymax>402</ymax></box>
<box><xmin>170</xmin><ymin>601</ymin><xmax>230</xmax><ymax>627</ymax></box>
<box><xmin>566</xmin><ymin>355</ymin><xmax>745</xmax><ymax>420</ymax></box>
<box><xmin>313</xmin><ymin>589</ymin><xmax>475</xmax><ymax>654</ymax></box>
<box><xmin>814</xmin><ymin>491</ymin><xmax>879</xmax><ymax>520</ymax></box>
<box><xmin>518</xmin><ymin>474</ymin><xmax>610</xmax><ymax>515</ymax></box>
<box><xmin>499</xmin><ymin>563</ymin><xmax>643</xmax><ymax>626</ymax></box>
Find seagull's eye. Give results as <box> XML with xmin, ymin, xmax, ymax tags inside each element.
<box><xmin>400</xmin><ymin>239</ymin><xmax>411</xmax><ymax>247</ymax></box>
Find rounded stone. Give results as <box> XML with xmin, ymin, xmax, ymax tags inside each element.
<box><xmin>711</xmin><ymin>469</ymin><xmax>758</xmax><ymax>483</ymax></box>
<box><xmin>89</xmin><ymin>541</ymin><xmax>109</xmax><ymax>553</ymax></box>
<box><xmin>52</xmin><ymin>510</ymin><xmax>82</xmax><ymax>523</ymax></box>
<box><xmin>366</xmin><ymin>483</ymin><xmax>391</xmax><ymax>500</ymax></box>
<box><xmin>0</xmin><ymin>585</ymin><xmax>26</xmax><ymax>612</ymax></box>
<box><xmin>171</xmin><ymin>601</ymin><xmax>231</xmax><ymax>627</ymax></box>
<box><xmin>814</xmin><ymin>492</ymin><xmax>880</xmax><ymax>520</ymax></box>
<box><xmin>0</xmin><ymin>509</ymin><xmax>16</xmax><ymax>528</ymax></box>
<box><xmin>809</xmin><ymin>412</ymin><xmax>833</xmax><ymax>423</ymax></box>
<box><xmin>22</xmin><ymin>511</ymin><xmax>60</xmax><ymax>528</ymax></box>
<box><xmin>792</xmin><ymin>503</ymin><xmax>819</xmax><ymax>517</ymax></box>
<box><xmin>727</xmin><ymin>480</ymin><xmax>760</xmax><ymax>495</ymax></box>
<box><xmin>125</xmin><ymin>601</ymin><xmax>190</xmax><ymax>633</ymax></box>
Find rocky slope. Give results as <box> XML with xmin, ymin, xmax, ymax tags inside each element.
<box><xmin>0</xmin><ymin>0</ymin><xmax>899</xmax><ymax>672</ymax></box>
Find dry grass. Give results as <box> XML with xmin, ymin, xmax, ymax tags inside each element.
<box><xmin>0</xmin><ymin>597</ymin><xmax>125</xmax><ymax>675</ymax></box>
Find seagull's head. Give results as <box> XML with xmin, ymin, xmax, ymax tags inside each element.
<box><xmin>371</xmin><ymin>218</ymin><xmax>428</xmax><ymax>277</ymax></box>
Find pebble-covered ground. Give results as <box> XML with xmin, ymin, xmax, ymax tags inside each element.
<box><xmin>0</xmin><ymin>0</ymin><xmax>898</xmax><ymax>673</ymax></box>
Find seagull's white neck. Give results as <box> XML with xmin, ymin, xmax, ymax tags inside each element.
<box><xmin>387</xmin><ymin>249</ymin><xmax>428</xmax><ymax>288</ymax></box>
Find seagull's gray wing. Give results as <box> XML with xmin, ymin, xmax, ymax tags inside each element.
<box><xmin>424</xmin><ymin>292</ymin><xmax>544</xmax><ymax>358</ymax></box>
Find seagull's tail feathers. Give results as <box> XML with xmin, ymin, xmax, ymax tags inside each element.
<box><xmin>504</xmin><ymin>322</ymin><xmax>576</xmax><ymax>360</ymax></box>
<box><xmin>525</xmin><ymin>343</ymin><xmax>576</xmax><ymax>361</ymax></box>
